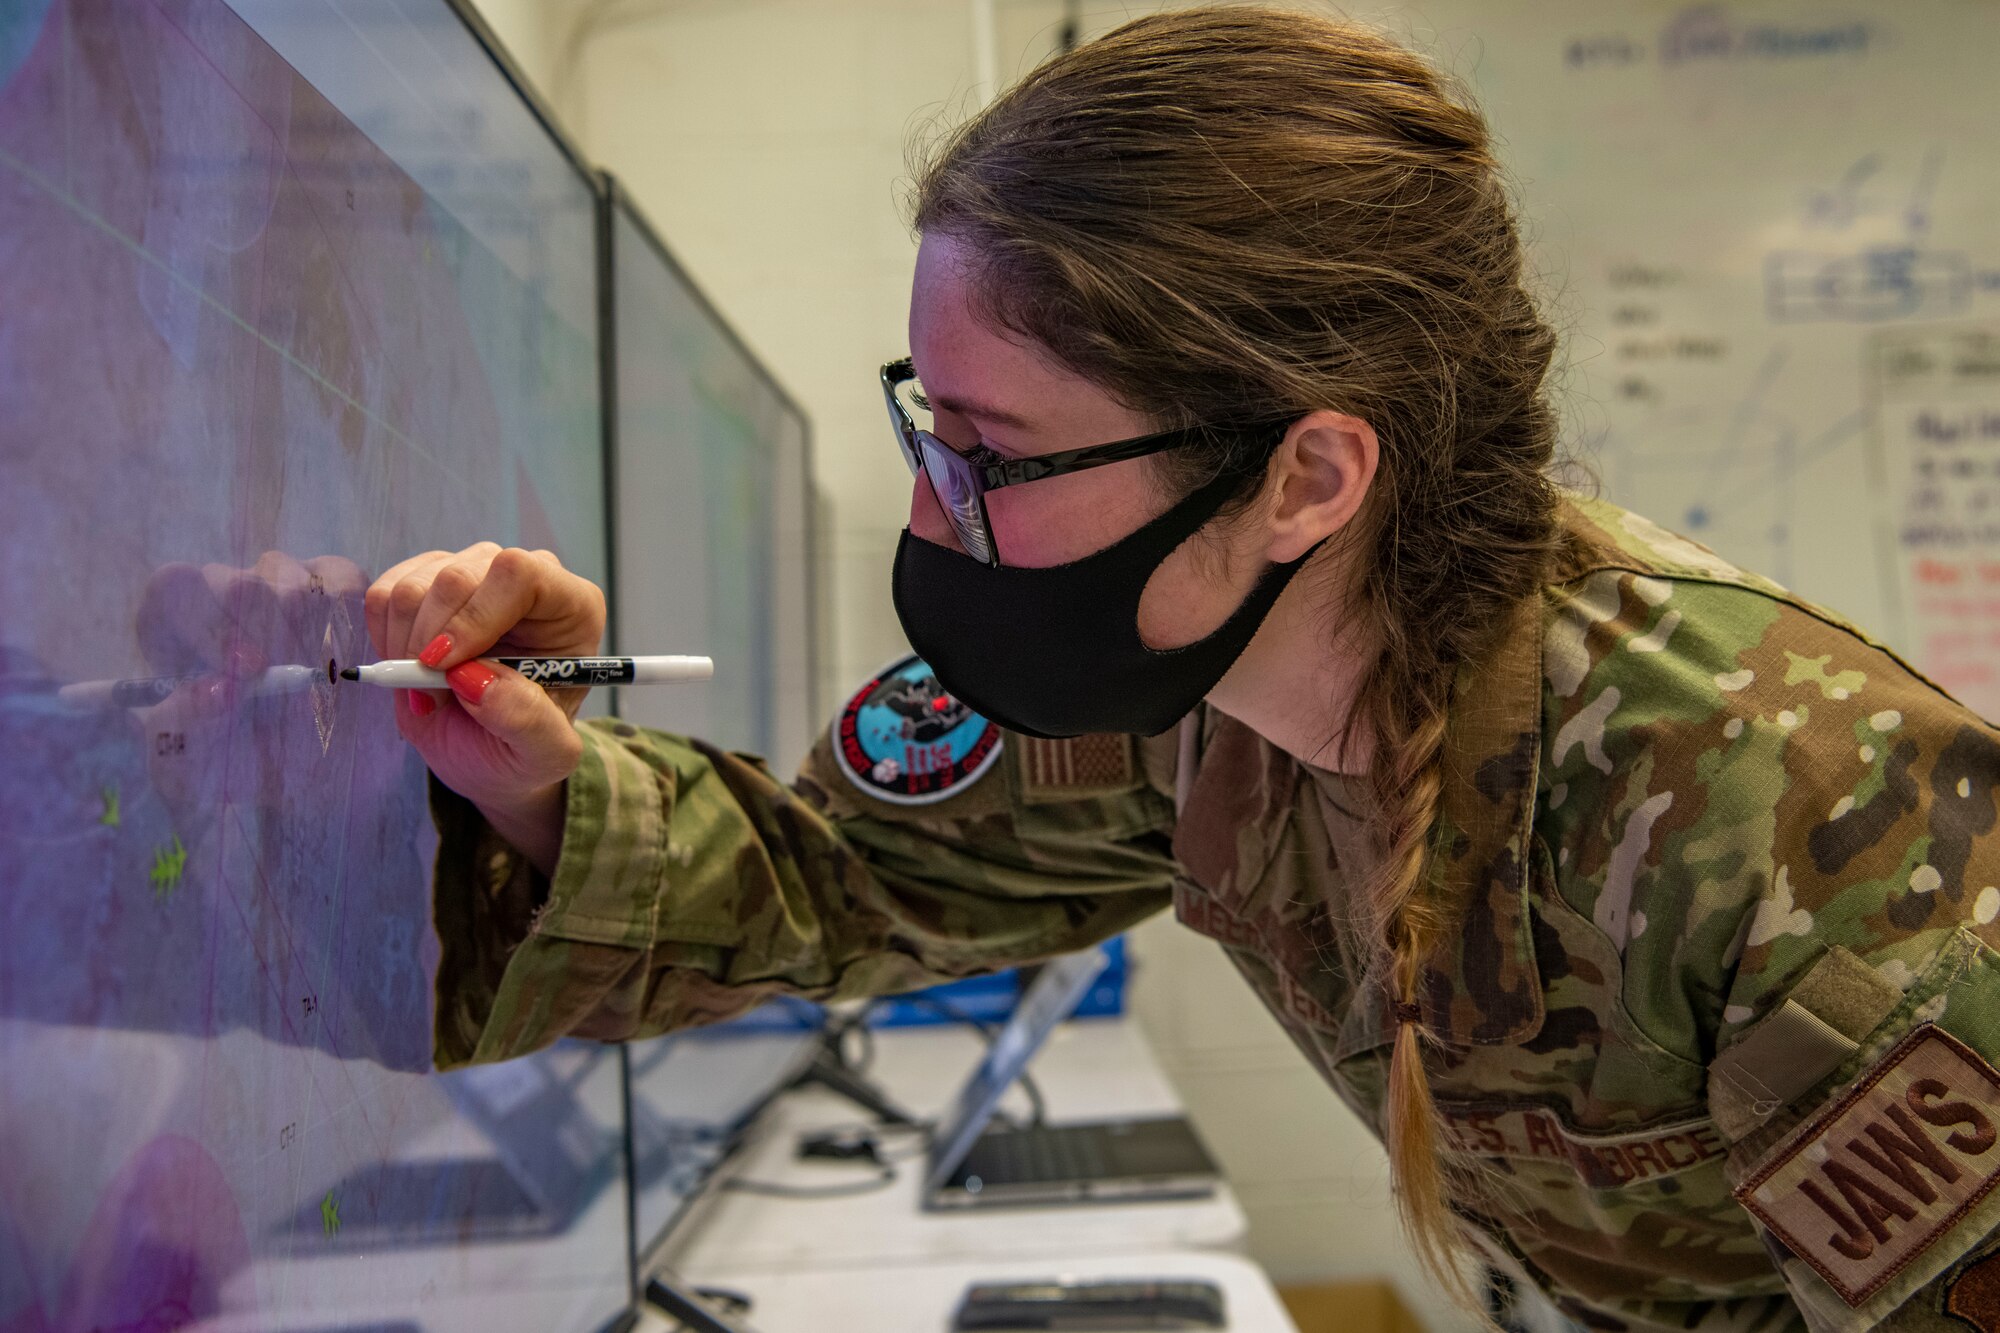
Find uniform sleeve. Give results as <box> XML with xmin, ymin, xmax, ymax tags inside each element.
<box><xmin>1674</xmin><ymin>598</ymin><xmax>2000</xmax><ymax>1332</ymax></box>
<box><xmin>1537</xmin><ymin>560</ymin><xmax>2000</xmax><ymax>1332</ymax></box>
<box><xmin>428</xmin><ymin>716</ymin><xmax>1179</xmax><ymax>1069</ymax></box>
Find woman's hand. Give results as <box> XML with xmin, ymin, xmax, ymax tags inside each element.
<box><xmin>364</xmin><ymin>544</ymin><xmax>607</xmax><ymax>871</ymax></box>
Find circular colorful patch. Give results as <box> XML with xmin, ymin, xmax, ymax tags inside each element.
<box><xmin>832</xmin><ymin>653</ymin><xmax>1002</xmax><ymax>805</ymax></box>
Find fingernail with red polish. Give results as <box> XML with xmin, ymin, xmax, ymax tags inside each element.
<box><xmin>407</xmin><ymin>689</ymin><xmax>436</xmax><ymax>718</ymax></box>
<box><xmin>446</xmin><ymin>660</ymin><xmax>496</xmax><ymax>705</ymax></box>
<box><xmin>417</xmin><ymin>633</ymin><xmax>454</xmax><ymax>668</ymax></box>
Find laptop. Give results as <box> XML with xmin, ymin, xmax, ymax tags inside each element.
<box><xmin>920</xmin><ymin>949</ymin><xmax>1221</xmax><ymax>1210</ymax></box>
<box><xmin>284</xmin><ymin>1044</ymin><xmax>619</xmax><ymax>1247</ymax></box>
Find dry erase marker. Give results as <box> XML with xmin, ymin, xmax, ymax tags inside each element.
<box><xmin>58</xmin><ymin>664</ymin><xmax>324</xmax><ymax>708</ymax></box>
<box><xmin>338</xmin><ymin>655</ymin><xmax>713</xmax><ymax>689</ymax></box>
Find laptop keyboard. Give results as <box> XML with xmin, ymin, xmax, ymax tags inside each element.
<box><xmin>973</xmin><ymin>1125</ymin><xmax>1113</xmax><ymax>1182</ymax></box>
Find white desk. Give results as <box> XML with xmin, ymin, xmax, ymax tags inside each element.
<box><xmin>656</xmin><ymin>1016</ymin><xmax>1294</xmax><ymax>1332</ymax></box>
<box><xmin>645</xmin><ymin>1251</ymin><xmax>1299</xmax><ymax>1333</ymax></box>
<box><xmin>670</xmin><ymin>1016</ymin><xmax>1249</xmax><ymax>1276</ymax></box>
<box><xmin>178</xmin><ymin>1016</ymin><xmax>1282</xmax><ymax>1331</ymax></box>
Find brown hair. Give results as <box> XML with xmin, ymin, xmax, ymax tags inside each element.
<box><xmin>911</xmin><ymin>4</ymin><xmax>1563</xmax><ymax>1302</ymax></box>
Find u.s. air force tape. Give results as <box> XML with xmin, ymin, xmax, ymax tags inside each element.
<box><xmin>832</xmin><ymin>654</ymin><xmax>1002</xmax><ymax>806</ymax></box>
<box><xmin>1734</xmin><ymin>1023</ymin><xmax>2000</xmax><ymax>1307</ymax></box>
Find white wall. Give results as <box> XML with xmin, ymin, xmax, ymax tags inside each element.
<box><xmin>470</xmin><ymin>4</ymin><xmax>1484</xmax><ymax>1328</ymax></box>
<box><xmin>468</xmin><ymin>0</ymin><xmax>569</xmax><ymax>105</ymax></box>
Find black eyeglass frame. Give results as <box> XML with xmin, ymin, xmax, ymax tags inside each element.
<box><xmin>881</xmin><ymin>357</ymin><xmax>1281</xmax><ymax>567</ymax></box>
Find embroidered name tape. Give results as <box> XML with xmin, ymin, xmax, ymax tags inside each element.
<box><xmin>1440</xmin><ymin>1105</ymin><xmax>1727</xmax><ymax>1188</ymax></box>
<box><xmin>1175</xmin><ymin>886</ymin><xmax>1344</xmax><ymax>1030</ymax></box>
<box><xmin>1734</xmin><ymin>1024</ymin><xmax>2000</xmax><ymax>1307</ymax></box>
<box><xmin>832</xmin><ymin>654</ymin><xmax>1002</xmax><ymax>806</ymax></box>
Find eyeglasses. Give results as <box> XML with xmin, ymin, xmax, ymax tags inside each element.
<box><xmin>881</xmin><ymin>358</ymin><xmax>1277</xmax><ymax>567</ymax></box>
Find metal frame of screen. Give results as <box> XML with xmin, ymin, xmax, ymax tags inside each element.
<box><xmin>440</xmin><ymin>0</ymin><xmax>597</xmax><ymax>184</ymax></box>
<box><xmin>596</xmin><ymin>169</ymin><xmax>825</xmax><ymax>1288</ymax></box>
<box><xmin>432</xmin><ymin>4</ymin><xmax>638</xmax><ymax>1329</ymax></box>
<box><xmin>592</xmin><ymin>160</ymin><xmax>648</xmax><ymax>1325</ymax></box>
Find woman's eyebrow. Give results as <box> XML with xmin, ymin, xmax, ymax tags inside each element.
<box><xmin>925</xmin><ymin>390</ymin><xmax>1035</xmax><ymax>432</ymax></box>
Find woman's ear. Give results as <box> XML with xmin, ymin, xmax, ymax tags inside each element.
<box><xmin>1260</xmin><ymin>409</ymin><xmax>1380</xmax><ymax>563</ymax></box>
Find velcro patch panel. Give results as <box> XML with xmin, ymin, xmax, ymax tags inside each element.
<box><xmin>1734</xmin><ymin>1024</ymin><xmax>2000</xmax><ymax>1307</ymax></box>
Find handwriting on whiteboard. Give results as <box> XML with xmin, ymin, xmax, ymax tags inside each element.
<box><xmin>1874</xmin><ymin>327</ymin><xmax>2000</xmax><ymax>717</ymax></box>
<box><xmin>1566</xmin><ymin>12</ymin><xmax>1878</xmax><ymax>71</ymax></box>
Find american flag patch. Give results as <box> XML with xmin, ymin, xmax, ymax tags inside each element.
<box><xmin>1015</xmin><ymin>734</ymin><xmax>1137</xmax><ymax>801</ymax></box>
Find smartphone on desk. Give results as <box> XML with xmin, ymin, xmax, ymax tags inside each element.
<box><xmin>949</xmin><ymin>1277</ymin><xmax>1227</xmax><ymax>1330</ymax></box>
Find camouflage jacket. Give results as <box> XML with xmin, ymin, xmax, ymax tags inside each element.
<box><xmin>430</xmin><ymin>495</ymin><xmax>2000</xmax><ymax>1333</ymax></box>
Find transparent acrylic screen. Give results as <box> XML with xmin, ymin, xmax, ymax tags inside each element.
<box><xmin>0</xmin><ymin>1</ymin><xmax>626</xmax><ymax>1328</ymax></box>
<box><xmin>608</xmin><ymin>201</ymin><xmax>821</xmax><ymax>1260</ymax></box>
<box><xmin>610</xmin><ymin>202</ymin><xmax>815</xmax><ymax>772</ymax></box>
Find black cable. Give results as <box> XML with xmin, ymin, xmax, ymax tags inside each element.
<box><xmin>719</xmin><ymin>1165</ymin><xmax>897</xmax><ymax>1198</ymax></box>
<box><xmin>643</xmin><ymin>1277</ymin><xmax>747</xmax><ymax>1333</ymax></box>
<box><xmin>691</xmin><ymin>1287</ymin><xmax>753</xmax><ymax>1316</ymax></box>
<box><xmin>798</xmin><ymin>1117</ymin><xmax>936</xmax><ymax>1165</ymax></box>
<box><xmin>731</xmin><ymin>1123</ymin><xmax>930</xmax><ymax>1194</ymax></box>
<box><xmin>733</xmin><ymin>986</ymin><xmax>1057</xmax><ymax>1199</ymax></box>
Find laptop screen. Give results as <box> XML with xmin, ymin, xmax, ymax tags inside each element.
<box><xmin>921</xmin><ymin>949</ymin><xmax>1110</xmax><ymax>1194</ymax></box>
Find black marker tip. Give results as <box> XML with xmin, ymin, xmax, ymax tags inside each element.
<box><xmin>337</xmin><ymin>666</ymin><xmax>359</xmax><ymax>682</ymax></box>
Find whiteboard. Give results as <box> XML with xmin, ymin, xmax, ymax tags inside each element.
<box><xmin>1430</xmin><ymin>0</ymin><xmax>2000</xmax><ymax>720</ymax></box>
<box><xmin>1001</xmin><ymin>0</ymin><xmax>2000</xmax><ymax>718</ymax></box>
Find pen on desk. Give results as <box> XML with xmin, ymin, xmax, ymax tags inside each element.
<box><xmin>57</xmin><ymin>663</ymin><xmax>324</xmax><ymax>708</ymax></box>
<box><xmin>338</xmin><ymin>655</ymin><xmax>714</xmax><ymax>689</ymax></box>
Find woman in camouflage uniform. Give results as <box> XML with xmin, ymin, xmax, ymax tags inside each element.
<box><xmin>369</xmin><ymin>9</ymin><xmax>2000</xmax><ymax>1330</ymax></box>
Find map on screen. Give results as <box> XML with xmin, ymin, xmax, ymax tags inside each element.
<box><xmin>0</xmin><ymin>1</ymin><xmax>626</xmax><ymax>1327</ymax></box>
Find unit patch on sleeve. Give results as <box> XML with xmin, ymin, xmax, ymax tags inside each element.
<box><xmin>1947</xmin><ymin>1242</ymin><xmax>2000</xmax><ymax>1330</ymax></box>
<box><xmin>1733</xmin><ymin>1024</ymin><xmax>2000</xmax><ymax>1307</ymax></box>
<box><xmin>831</xmin><ymin>653</ymin><xmax>1002</xmax><ymax>806</ymax></box>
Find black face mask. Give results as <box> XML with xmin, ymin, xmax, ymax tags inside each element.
<box><xmin>891</xmin><ymin>466</ymin><xmax>1322</xmax><ymax>739</ymax></box>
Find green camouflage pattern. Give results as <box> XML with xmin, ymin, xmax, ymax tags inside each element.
<box><xmin>429</xmin><ymin>711</ymin><xmax>1181</xmax><ymax>1068</ymax></box>
<box><xmin>428</xmin><ymin>493</ymin><xmax>2000</xmax><ymax>1332</ymax></box>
